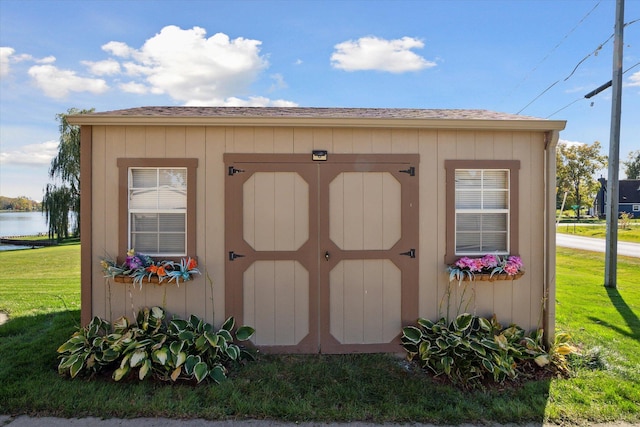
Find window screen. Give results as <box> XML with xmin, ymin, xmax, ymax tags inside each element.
<box><xmin>455</xmin><ymin>169</ymin><xmax>509</xmax><ymax>255</ymax></box>
<box><xmin>128</xmin><ymin>168</ymin><xmax>187</xmax><ymax>256</ymax></box>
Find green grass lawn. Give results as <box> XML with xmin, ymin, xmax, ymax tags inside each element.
<box><xmin>556</xmin><ymin>224</ymin><xmax>640</xmax><ymax>243</ymax></box>
<box><xmin>0</xmin><ymin>244</ymin><xmax>639</xmax><ymax>424</ymax></box>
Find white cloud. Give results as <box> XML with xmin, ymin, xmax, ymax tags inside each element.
<box><xmin>82</xmin><ymin>58</ymin><xmax>121</xmax><ymax>76</ymax></box>
<box><xmin>0</xmin><ymin>47</ymin><xmax>14</xmax><ymax>77</ymax></box>
<box><xmin>36</xmin><ymin>56</ymin><xmax>56</xmax><ymax>64</ymax></box>
<box><xmin>1</xmin><ymin>48</ymin><xmax>57</xmax><ymax>78</ymax></box>
<box><xmin>102</xmin><ymin>41</ymin><xmax>135</xmax><ymax>58</ymax></box>
<box><xmin>0</xmin><ymin>140</ymin><xmax>58</xmax><ymax>166</ymax></box>
<box><xmin>559</xmin><ymin>139</ymin><xmax>586</xmax><ymax>147</ymax></box>
<box><xmin>184</xmin><ymin>95</ymin><xmax>297</xmax><ymax>107</ymax></box>
<box><xmin>627</xmin><ymin>71</ymin><xmax>640</xmax><ymax>87</ymax></box>
<box><xmin>331</xmin><ymin>36</ymin><xmax>436</xmax><ymax>73</ymax></box>
<box><xmin>119</xmin><ymin>81</ymin><xmax>149</xmax><ymax>94</ymax></box>
<box><xmin>269</xmin><ymin>73</ymin><xmax>287</xmax><ymax>92</ymax></box>
<box><xmin>104</xmin><ymin>25</ymin><xmax>269</xmax><ymax>104</ymax></box>
<box><xmin>28</xmin><ymin>64</ymin><xmax>109</xmax><ymax>98</ymax></box>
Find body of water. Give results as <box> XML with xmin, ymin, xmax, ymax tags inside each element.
<box><xmin>0</xmin><ymin>211</ymin><xmax>49</xmax><ymax>251</ymax></box>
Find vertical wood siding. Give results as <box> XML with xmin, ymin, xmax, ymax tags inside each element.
<box><xmin>91</xmin><ymin>125</ymin><xmax>549</xmax><ymax>333</ymax></box>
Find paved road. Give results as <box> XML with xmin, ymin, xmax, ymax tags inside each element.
<box><xmin>556</xmin><ymin>233</ymin><xmax>639</xmax><ymax>257</ymax></box>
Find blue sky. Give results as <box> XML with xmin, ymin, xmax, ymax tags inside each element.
<box><xmin>1</xmin><ymin>0</ymin><xmax>639</xmax><ymax>201</ymax></box>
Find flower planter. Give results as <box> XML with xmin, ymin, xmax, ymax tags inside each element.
<box><xmin>461</xmin><ymin>271</ymin><xmax>525</xmax><ymax>282</ymax></box>
<box><xmin>112</xmin><ymin>275</ymin><xmax>192</xmax><ymax>284</ymax></box>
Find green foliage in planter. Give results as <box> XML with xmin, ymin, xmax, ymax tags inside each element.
<box><xmin>401</xmin><ymin>313</ymin><xmax>569</xmax><ymax>389</ymax></box>
<box><xmin>57</xmin><ymin>306</ymin><xmax>255</xmax><ymax>384</ymax></box>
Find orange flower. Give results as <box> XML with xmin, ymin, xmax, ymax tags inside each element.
<box><xmin>187</xmin><ymin>258</ymin><xmax>198</xmax><ymax>270</ymax></box>
<box><xmin>156</xmin><ymin>266</ymin><xmax>167</xmax><ymax>277</ymax></box>
<box><xmin>147</xmin><ymin>265</ymin><xmax>159</xmax><ymax>274</ymax></box>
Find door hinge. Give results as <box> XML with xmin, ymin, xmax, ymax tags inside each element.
<box><xmin>228</xmin><ymin>166</ymin><xmax>245</xmax><ymax>176</ymax></box>
<box><xmin>400</xmin><ymin>248</ymin><xmax>416</xmax><ymax>258</ymax></box>
<box><xmin>228</xmin><ymin>251</ymin><xmax>245</xmax><ymax>261</ymax></box>
<box><xmin>399</xmin><ymin>166</ymin><xmax>415</xmax><ymax>176</ymax></box>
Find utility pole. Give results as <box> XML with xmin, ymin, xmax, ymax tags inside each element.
<box><xmin>604</xmin><ymin>0</ymin><xmax>624</xmax><ymax>289</ymax></box>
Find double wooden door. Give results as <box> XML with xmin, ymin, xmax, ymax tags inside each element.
<box><xmin>225</xmin><ymin>154</ymin><xmax>418</xmax><ymax>353</ymax></box>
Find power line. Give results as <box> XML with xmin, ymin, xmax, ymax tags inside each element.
<box><xmin>546</xmin><ymin>97</ymin><xmax>582</xmax><ymax>118</ymax></box>
<box><xmin>516</xmin><ymin>17</ymin><xmax>639</xmax><ymax>115</ymax></box>
<box><xmin>563</xmin><ymin>33</ymin><xmax>614</xmax><ymax>82</ymax></box>
<box><xmin>508</xmin><ymin>2</ymin><xmax>601</xmax><ymax>96</ymax></box>
<box><xmin>545</xmin><ymin>61</ymin><xmax>640</xmax><ymax>118</ymax></box>
<box><xmin>517</xmin><ymin>81</ymin><xmax>558</xmax><ymax>114</ymax></box>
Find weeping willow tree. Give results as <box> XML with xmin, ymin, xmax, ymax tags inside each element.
<box><xmin>42</xmin><ymin>107</ymin><xmax>93</xmax><ymax>242</ymax></box>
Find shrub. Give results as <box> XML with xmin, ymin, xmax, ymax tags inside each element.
<box><xmin>401</xmin><ymin>313</ymin><xmax>573</xmax><ymax>389</ymax></box>
<box><xmin>57</xmin><ymin>306</ymin><xmax>255</xmax><ymax>384</ymax></box>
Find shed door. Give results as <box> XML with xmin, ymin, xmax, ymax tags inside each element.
<box><xmin>225</xmin><ymin>154</ymin><xmax>418</xmax><ymax>353</ymax></box>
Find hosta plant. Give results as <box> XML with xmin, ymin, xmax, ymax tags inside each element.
<box><xmin>401</xmin><ymin>313</ymin><xmax>570</xmax><ymax>389</ymax></box>
<box><xmin>58</xmin><ymin>306</ymin><xmax>255</xmax><ymax>384</ymax></box>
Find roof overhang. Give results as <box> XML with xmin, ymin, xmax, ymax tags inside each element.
<box><xmin>66</xmin><ymin>107</ymin><xmax>567</xmax><ymax>132</ymax></box>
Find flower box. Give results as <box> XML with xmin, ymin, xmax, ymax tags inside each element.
<box><xmin>447</xmin><ymin>254</ymin><xmax>524</xmax><ymax>283</ymax></box>
<box><xmin>459</xmin><ymin>271</ymin><xmax>525</xmax><ymax>282</ymax></box>
<box><xmin>113</xmin><ymin>275</ymin><xmax>193</xmax><ymax>284</ymax></box>
<box><xmin>102</xmin><ymin>250</ymin><xmax>200</xmax><ymax>287</ymax></box>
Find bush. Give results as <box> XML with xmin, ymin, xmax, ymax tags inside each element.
<box><xmin>401</xmin><ymin>313</ymin><xmax>573</xmax><ymax>390</ymax></box>
<box><xmin>57</xmin><ymin>306</ymin><xmax>255</xmax><ymax>383</ymax></box>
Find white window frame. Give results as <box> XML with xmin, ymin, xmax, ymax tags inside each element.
<box><xmin>128</xmin><ymin>167</ymin><xmax>188</xmax><ymax>257</ymax></box>
<box><xmin>454</xmin><ymin>169</ymin><xmax>510</xmax><ymax>256</ymax></box>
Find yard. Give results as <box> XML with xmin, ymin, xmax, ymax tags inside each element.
<box><xmin>556</xmin><ymin>222</ymin><xmax>640</xmax><ymax>243</ymax></box>
<box><xmin>0</xmin><ymin>243</ymin><xmax>638</xmax><ymax>424</ymax></box>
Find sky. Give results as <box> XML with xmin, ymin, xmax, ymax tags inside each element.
<box><xmin>1</xmin><ymin>0</ymin><xmax>639</xmax><ymax>202</ymax></box>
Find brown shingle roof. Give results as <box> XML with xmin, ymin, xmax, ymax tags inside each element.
<box><xmin>83</xmin><ymin>106</ymin><xmax>542</xmax><ymax>121</ymax></box>
<box><xmin>68</xmin><ymin>106</ymin><xmax>566</xmax><ymax>131</ymax></box>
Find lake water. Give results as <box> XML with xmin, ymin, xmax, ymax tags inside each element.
<box><xmin>0</xmin><ymin>211</ymin><xmax>49</xmax><ymax>251</ymax></box>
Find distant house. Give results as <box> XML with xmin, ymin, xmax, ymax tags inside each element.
<box><xmin>594</xmin><ymin>178</ymin><xmax>640</xmax><ymax>218</ymax></box>
<box><xmin>68</xmin><ymin>107</ymin><xmax>565</xmax><ymax>353</ymax></box>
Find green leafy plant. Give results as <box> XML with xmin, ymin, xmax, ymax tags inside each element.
<box><xmin>58</xmin><ymin>306</ymin><xmax>255</xmax><ymax>384</ymax></box>
<box><xmin>401</xmin><ymin>313</ymin><xmax>569</xmax><ymax>389</ymax></box>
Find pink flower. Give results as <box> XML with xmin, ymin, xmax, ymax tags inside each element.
<box><xmin>471</xmin><ymin>258</ymin><xmax>484</xmax><ymax>272</ymax></box>
<box><xmin>507</xmin><ymin>256</ymin><xmax>523</xmax><ymax>269</ymax></box>
<box><xmin>481</xmin><ymin>254</ymin><xmax>499</xmax><ymax>269</ymax></box>
<box><xmin>455</xmin><ymin>257</ymin><xmax>474</xmax><ymax>269</ymax></box>
<box><xmin>504</xmin><ymin>262</ymin><xmax>520</xmax><ymax>275</ymax></box>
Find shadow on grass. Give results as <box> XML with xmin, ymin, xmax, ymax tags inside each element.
<box><xmin>0</xmin><ymin>311</ymin><xmax>552</xmax><ymax>424</ymax></box>
<box><xmin>588</xmin><ymin>287</ymin><xmax>640</xmax><ymax>340</ymax></box>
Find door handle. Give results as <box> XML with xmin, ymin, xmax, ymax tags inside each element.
<box><xmin>325</xmin><ymin>251</ymin><xmax>330</xmax><ymax>261</ymax></box>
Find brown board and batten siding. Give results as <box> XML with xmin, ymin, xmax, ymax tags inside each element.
<box><xmin>69</xmin><ymin>107</ymin><xmax>566</xmax><ymax>353</ymax></box>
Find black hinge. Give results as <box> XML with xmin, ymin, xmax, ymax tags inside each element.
<box><xmin>400</xmin><ymin>249</ymin><xmax>416</xmax><ymax>258</ymax></box>
<box><xmin>228</xmin><ymin>251</ymin><xmax>245</xmax><ymax>261</ymax></box>
<box><xmin>228</xmin><ymin>166</ymin><xmax>245</xmax><ymax>176</ymax></box>
<box><xmin>399</xmin><ymin>166</ymin><xmax>415</xmax><ymax>176</ymax></box>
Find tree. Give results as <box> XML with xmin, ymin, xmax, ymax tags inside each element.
<box><xmin>556</xmin><ymin>141</ymin><xmax>607</xmax><ymax>221</ymax></box>
<box><xmin>42</xmin><ymin>107</ymin><xmax>93</xmax><ymax>242</ymax></box>
<box><xmin>623</xmin><ymin>150</ymin><xmax>640</xmax><ymax>179</ymax></box>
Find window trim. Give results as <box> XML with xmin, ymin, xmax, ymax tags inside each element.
<box><xmin>117</xmin><ymin>158</ymin><xmax>198</xmax><ymax>263</ymax></box>
<box><xmin>445</xmin><ymin>160</ymin><xmax>520</xmax><ymax>265</ymax></box>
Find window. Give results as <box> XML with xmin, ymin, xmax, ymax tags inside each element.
<box><xmin>633</xmin><ymin>205</ymin><xmax>640</xmax><ymax>212</ymax></box>
<box><xmin>445</xmin><ymin>160</ymin><xmax>519</xmax><ymax>264</ymax></box>
<box><xmin>129</xmin><ymin>168</ymin><xmax>187</xmax><ymax>256</ymax></box>
<box><xmin>118</xmin><ymin>159</ymin><xmax>197</xmax><ymax>260</ymax></box>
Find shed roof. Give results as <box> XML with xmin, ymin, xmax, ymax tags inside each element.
<box><xmin>67</xmin><ymin>106</ymin><xmax>566</xmax><ymax>131</ymax></box>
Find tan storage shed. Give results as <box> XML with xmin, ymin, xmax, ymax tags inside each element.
<box><xmin>68</xmin><ymin>107</ymin><xmax>566</xmax><ymax>354</ymax></box>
